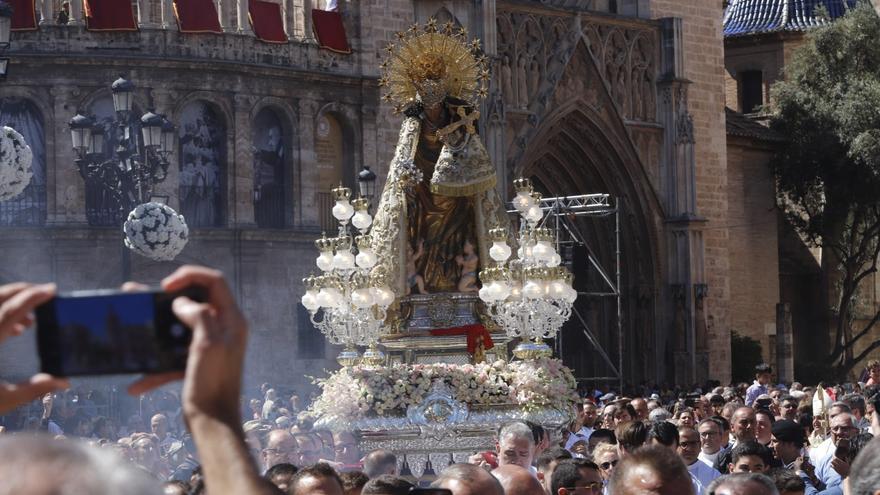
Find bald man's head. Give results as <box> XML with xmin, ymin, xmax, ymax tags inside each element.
<box><xmin>491</xmin><ymin>465</ymin><xmax>544</xmax><ymax>495</ymax></box>
<box><xmin>432</xmin><ymin>464</ymin><xmax>504</xmax><ymax>495</ymax></box>
<box><xmin>609</xmin><ymin>445</ymin><xmax>694</xmax><ymax>495</ymax></box>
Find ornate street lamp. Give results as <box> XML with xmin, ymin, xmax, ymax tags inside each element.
<box><xmin>68</xmin><ymin>77</ymin><xmax>175</xmax><ymax>218</ymax></box>
<box><xmin>111</xmin><ymin>76</ymin><xmax>135</xmax><ymax>115</ymax></box>
<box><xmin>479</xmin><ymin>178</ymin><xmax>577</xmax><ymax>359</ymax></box>
<box><xmin>357</xmin><ymin>165</ymin><xmax>377</xmax><ymax>203</ymax></box>
<box><xmin>301</xmin><ymin>185</ymin><xmax>393</xmax><ymax>367</ymax></box>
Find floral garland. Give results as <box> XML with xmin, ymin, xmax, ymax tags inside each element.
<box><xmin>0</xmin><ymin>126</ymin><xmax>34</xmax><ymax>201</ymax></box>
<box><xmin>123</xmin><ymin>202</ymin><xmax>189</xmax><ymax>261</ymax></box>
<box><xmin>306</xmin><ymin>358</ymin><xmax>579</xmax><ymax>422</ymax></box>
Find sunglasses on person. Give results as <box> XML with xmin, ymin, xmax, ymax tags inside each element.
<box><xmin>600</xmin><ymin>460</ymin><xmax>618</xmax><ymax>470</ymax></box>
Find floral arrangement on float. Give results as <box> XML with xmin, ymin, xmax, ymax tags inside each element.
<box><xmin>0</xmin><ymin>126</ymin><xmax>34</xmax><ymax>201</ymax></box>
<box><xmin>123</xmin><ymin>202</ymin><xmax>189</xmax><ymax>261</ymax></box>
<box><xmin>306</xmin><ymin>358</ymin><xmax>579</xmax><ymax>422</ymax></box>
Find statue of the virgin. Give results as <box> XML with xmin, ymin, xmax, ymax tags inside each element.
<box><xmin>370</xmin><ymin>20</ymin><xmax>510</xmax><ymax>298</ymax></box>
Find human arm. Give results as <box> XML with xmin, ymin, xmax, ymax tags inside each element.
<box><xmin>0</xmin><ymin>283</ymin><xmax>69</xmax><ymax>413</ymax></box>
<box><xmin>128</xmin><ymin>266</ymin><xmax>277</xmax><ymax>495</ymax></box>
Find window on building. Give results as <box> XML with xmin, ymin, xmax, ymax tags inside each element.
<box><xmin>179</xmin><ymin>101</ymin><xmax>226</xmax><ymax>228</ymax></box>
<box><xmin>296</xmin><ymin>305</ymin><xmax>325</xmax><ymax>358</ymax></box>
<box><xmin>315</xmin><ymin>113</ymin><xmax>345</xmax><ymax>231</ymax></box>
<box><xmin>0</xmin><ymin>98</ymin><xmax>47</xmax><ymax>226</ymax></box>
<box><xmin>252</xmin><ymin>108</ymin><xmax>286</xmax><ymax>228</ymax></box>
<box><xmin>741</xmin><ymin>70</ymin><xmax>763</xmax><ymax>114</ymax></box>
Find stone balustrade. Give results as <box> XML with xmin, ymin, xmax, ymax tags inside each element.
<box><xmin>9</xmin><ymin>0</ymin><xmax>358</xmax><ymax>76</ymax></box>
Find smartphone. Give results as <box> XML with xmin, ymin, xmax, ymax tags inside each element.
<box><xmin>834</xmin><ymin>438</ymin><xmax>850</xmax><ymax>460</ymax></box>
<box><xmin>36</xmin><ymin>286</ymin><xmax>206</xmax><ymax>377</ymax></box>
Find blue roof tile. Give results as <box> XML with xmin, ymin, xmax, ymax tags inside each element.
<box><xmin>723</xmin><ymin>0</ymin><xmax>859</xmax><ymax>37</ymax></box>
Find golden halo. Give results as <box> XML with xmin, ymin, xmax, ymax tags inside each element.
<box><xmin>379</xmin><ymin>19</ymin><xmax>490</xmax><ymax>112</ymax></box>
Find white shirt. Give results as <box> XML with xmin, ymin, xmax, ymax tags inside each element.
<box><xmin>808</xmin><ymin>437</ymin><xmax>833</xmax><ymax>464</ymax></box>
<box><xmin>698</xmin><ymin>450</ymin><xmax>720</xmax><ymax>468</ymax></box>
<box><xmin>688</xmin><ymin>459</ymin><xmax>722</xmax><ymax>493</ymax></box>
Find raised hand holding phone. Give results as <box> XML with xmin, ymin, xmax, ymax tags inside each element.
<box><xmin>0</xmin><ymin>282</ymin><xmax>69</xmax><ymax>414</ymax></box>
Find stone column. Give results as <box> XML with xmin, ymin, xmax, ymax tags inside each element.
<box><xmin>233</xmin><ymin>94</ymin><xmax>256</xmax><ymax>226</ymax></box>
<box><xmin>68</xmin><ymin>0</ymin><xmax>83</xmax><ymax>26</ymax></box>
<box><xmin>658</xmin><ymin>17</ymin><xmax>707</xmax><ymax>386</ymax></box>
<box><xmin>301</xmin><ymin>0</ymin><xmax>313</xmax><ymax>42</ymax></box>
<box><xmin>281</xmin><ymin>0</ymin><xmax>293</xmax><ymax>39</ymax></box>
<box><xmin>37</xmin><ymin>0</ymin><xmax>48</xmax><ymax>25</ymax></box>
<box><xmin>48</xmin><ymin>86</ymin><xmax>87</xmax><ymax>225</ymax></box>
<box><xmin>216</xmin><ymin>0</ymin><xmax>229</xmax><ymax>31</ymax></box>
<box><xmin>161</xmin><ymin>0</ymin><xmax>174</xmax><ymax>29</ymax></box>
<box><xmin>297</xmin><ymin>97</ymin><xmax>319</xmax><ymax>228</ymax></box>
<box><xmin>776</xmin><ymin>303</ymin><xmax>795</xmax><ymax>384</ymax></box>
<box><xmin>237</xmin><ymin>0</ymin><xmax>252</xmax><ymax>34</ymax></box>
<box><xmin>138</xmin><ymin>0</ymin><xmax>159</xmax><ymax>28</ymax></box>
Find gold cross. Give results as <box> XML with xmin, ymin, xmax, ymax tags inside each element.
<box><xmin>436</xmin><ymin>107</ymin><xmax>480</xmax><ymax>139</ymax></box>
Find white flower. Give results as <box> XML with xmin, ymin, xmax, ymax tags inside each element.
<box><xmin>0</xmin><ymin>126</ymin><xmax>34</xmax><ymax>201</ymax></box>
<box><xmin>123</xmin><ymin>202</ymin><xmax>189</xmax><ymax>261</ymax></box>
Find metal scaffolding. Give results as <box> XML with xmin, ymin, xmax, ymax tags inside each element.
<box><xmin>508</xmin><ymin>193</ymin><xmax>624</xmax><ymax>392</ymax></box>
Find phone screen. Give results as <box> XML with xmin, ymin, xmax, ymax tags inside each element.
<box><xmin>36</xmin><ymin>288</ymin><xmax>197</xmax><ymax>377</ymax></box>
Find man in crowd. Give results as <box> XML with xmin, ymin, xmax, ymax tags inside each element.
<box><xmin>289</xmin><ymin>463</ymin><xmax>344</xmax><ymax>495</ymax></box>
<box><xmin>265</xmin><ymin>463</ymin><xmax>298</xmax><ymax>491</ymax></box>
<box><xmin>608</xmin><ymin>444</ymin><xmax>696</xmax><ymax>495</ymax></box>
<box><xmin>778</xmin><ymin>396</ymin><xmax>799</xmax><ymax>422</ymax></box>
<box><xmin>756</xmin><ymin>409</ymin><xmax>775</xmax><ymax>446</ymax></box>
<box><xmin>293</xmin><ymin>431</ymin><xmax>323</xmax><ymax>467</ymax></box>
<box><xmin>151</xmin><ymin>413</ymin><xmax>177</xmax><ymax>455</ymax></box>
<box><xmin>536</xmin><ymin>447</ymin><xmax>572</xmax><ymax>493</ymax></box>
<box><xmin>361</xmin><ymin>475</ymin><xmax>413</xmax><ymax>495</ymax></box>
<box><xmin>333</xmin><ymin>431</ymin><xmax>363</xmax><ymax>469</ymax></box>
<box><xmin>566</xmin><ymin>401</ymin><xmax>597</xmax><ymax>450</ymax></box>
<box><xmin>432</xmin><ymin>463</ymin><xmax>504</xmax><ymax>495</ymax></box>
<box><xmin>491</xmin><ymin>464</ymin><xmax>544</xmax><ymax>495</ymax></box>
<box><xmin>715</xmin><ymin>407</ymin><xmax>757</xmax><ymax>473</ymax></box>
<box><xmin>679</xmin><ymin>426</ymin><xmax>722</xmax><ymax>489</ymax></box>
<box><xmin>729</xmin><ymin>441</ymin><xmax>770</xmax><ymax>474</ymax></box>
<box><xmin>746</xmin><ymin>364</ymin><xmax>773</xmax><ymax>407</ymax></box>
<box><xmin>769</xmin><ymin>420</ymin><xmax>804</xmax><ymax>471</ymax></box>
<box><xmin>496</xmin><ymin>421</ymin><xmax>536</xmax><ymax>471</ymax></box>
<box><xmin>363</xmin><ymin>449</ymin><xmax>397</xmax><ymax>478</ymax></box>
<box><xmin>849</xmin><ymin>437</ymin><xmax>880</xmax><ymax>495</ymax></box>
<box><xmin>707</xmin><ymin>473</ymin><xmax>780</xmax><ymax>495</ymax></box>
<box><xmin>698</xmin><ymin>418</ymin><xmax>726</xmax><ymax>467</ymax></box>
<box><xmin>550</xmin><ymin>459</ymin><xmax>603</xmax><ymax>495</ymax></box>
<box><xmin>812</xmin><ymin>412</ymin><xmax>858</xmax><ymax>489</ymax></box>
<box><xmin>841</xmin><ymin>394</ymin><xmax>871</xmax><ymax>432</ymax></box>
<box><xmin>262</xmin><ymin>428</ymin><xmax>298</xmax><ymax>471</ymax></box>
<box><xmin>631</xmin><ymin>398</ymin><xmax>649</xmax><ymax>421</ymax></box>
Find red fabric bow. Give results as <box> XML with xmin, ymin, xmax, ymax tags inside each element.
<box><xmin>429</xmin><ymin>324</ymin><xmax>494</xmax><ymax>359</ymax></box>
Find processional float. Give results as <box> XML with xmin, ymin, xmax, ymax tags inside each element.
<box><xmin>300</xmin><ymin>20</ymin><xmax>579</xmax><ymax>480</ymax></box>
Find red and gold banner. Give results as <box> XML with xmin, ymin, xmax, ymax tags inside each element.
<box><xmin>311</xmin><ymin>8</ymin><xmax>350</xmax><ymax>54</ymax></box>
<box><xmin>84</xmin><ymin>0</ymin><xmax>138</xmax><ymax>32</ymax></box>
<box><xmin>173</xmin><ymin>0</ymin><xmax>223</xmax><ymax>34</ymax></box>
<box><xmin>429</xmin><ymin>324</ymin><xmax>495</xmax><ymax>362</ymax></box>
<box><xmin>249</xmin><ymin>0</ymin><xmax>286</xmax><ymax>44</ymax></box>
<box><xmin>10</xmin><ymin>0</ymin><xmax>37</xmax><ymax>31</ymax></box>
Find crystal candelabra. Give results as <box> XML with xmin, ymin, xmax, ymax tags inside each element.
<box><xmin>300</xmin><ymin>185</ymin><xmax>394</xmax><ymax>366</ymax></box>
<box><xmin>478</xmin><ymin>178</ymin><xmax>577</xmax><ymax>359</ymax></box>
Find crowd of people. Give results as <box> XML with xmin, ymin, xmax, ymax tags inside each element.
<box><xmin>3</xmin><ymin>267</ymin><xmax>880</xmax><ymax>495</ymax></box>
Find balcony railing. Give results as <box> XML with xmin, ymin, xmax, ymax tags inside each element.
<box><xmin>254</xmin><ymin>185</ymin><xmax>286</xmax><ymax>228</ymax></box>
<box><xmin>32</xmin><ymin>0</ymin><xmax>317</xmax><ymax>41</ymax></box>
<box><xmin>0</xmin><ymin>185</ymin><xmax>47</xmax><ymax>227</ymax></box>
<box><xmin>317</xmin><ymin>191</ymin><xmax>334</xmax><ymax>232</ymax></box>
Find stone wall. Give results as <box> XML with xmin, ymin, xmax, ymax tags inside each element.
<box><xmin>725</xmin><ymin>137</ymin><xmax>780</xmax><ymax>364</ymax></box>
<box><xmin>650</xmin><ymin>0</ymin><xmax>732</xmax><ymax>382</ymax></box>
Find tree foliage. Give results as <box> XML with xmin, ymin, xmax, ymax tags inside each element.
<box><xmin>770</xmin><ymin>2</ymin><xmax>880</xmax><ymax>377</ymax></box>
